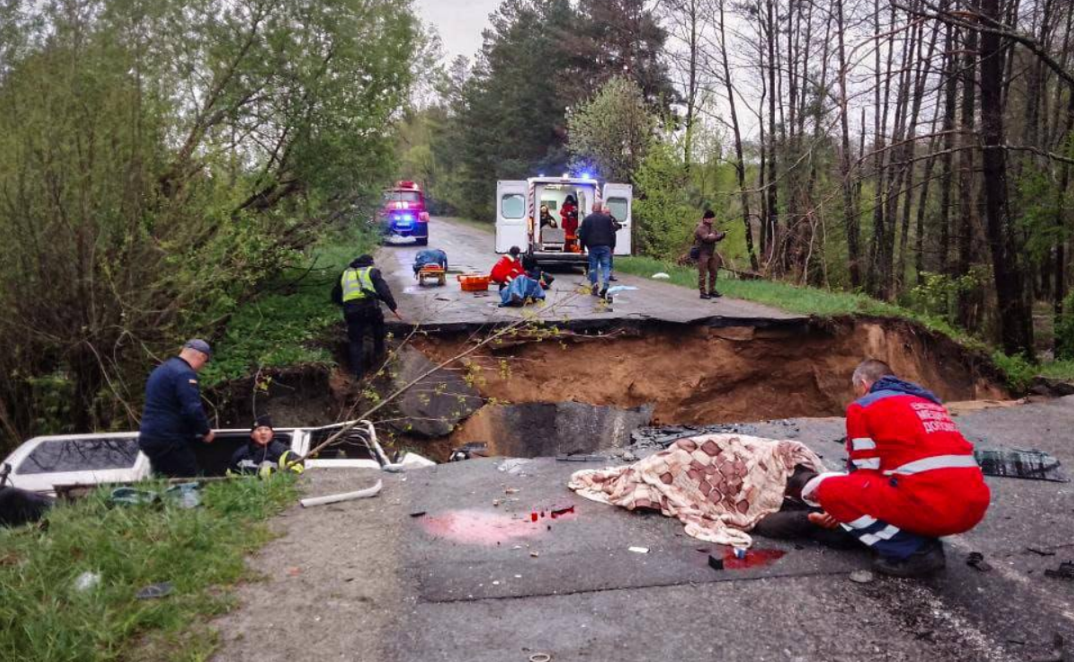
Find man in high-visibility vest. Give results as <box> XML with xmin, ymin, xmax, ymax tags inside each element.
<box><xmin>331</xmin><ymin>254</ymin><xmax>400</xmax><ymax>379</ymax></box>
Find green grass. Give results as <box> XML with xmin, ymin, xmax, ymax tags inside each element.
<box><xmin>201</xmin><ymin>233</ymin><xmax>378</xmax><ymax>388</ymax></box>
<box><xmin>616</xmin><ymin>256</ymin><xmax>1074</xmax><ymax>389</ymax></box>
<box><xmin>0</xmin><ymin>475</ymin><xmax>298</xmax><ymax>662</ymax></box>
<box><xmin>616</xmin><ymin>256</ymin><xmax>972</xmax><ymax>343</ymax></box>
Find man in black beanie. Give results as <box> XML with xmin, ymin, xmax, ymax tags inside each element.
<box><xmin>229</xmin><ymin>416</ymin><xmax>291</xmax><ymax>474</ymax></box>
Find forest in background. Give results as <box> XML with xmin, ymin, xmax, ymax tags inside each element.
<box><xmin>0</xmin><ymin>0</ymin><xmax>417</xmax><ymax>446</ymax></box>
<box><xmin>2</xmin><ymin>0</ymin><xmax>1074</xmax><ymax>449</ymax></box>
<box><xmin>399</xmin><ymin>0</ymin><xmax>1074</xmax><ymax>361</ymax></box>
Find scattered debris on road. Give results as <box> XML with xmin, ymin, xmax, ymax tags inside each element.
<box><xmin>965</xmin><ymin>551</ymin><xmax>992</xmax><ymax>572</ymax></box>
<box><xmin>849</xmin><ymin>570</ymin><xmax>875</xmax><ymax>584</ymax></box>
<box><xmin>974</xmin><ymin>448</ymin><xmax>1067</xmax><ymax>482</ymax></box>
<box><xmin>1044</xmin><ymin>561</ymin><xmax>1074</xmax><ymax>580</ymax></box>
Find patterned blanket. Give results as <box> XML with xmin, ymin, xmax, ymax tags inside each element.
<box><xmin>568</xmin><ymin>434</ymin><xmax>826</xmax><ymax>548</ymax></box>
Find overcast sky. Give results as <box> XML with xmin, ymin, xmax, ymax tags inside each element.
<box><xmin>413</xmin><ymin>0</ymin><xmax>501</xmax><ymax>62</ymax></box>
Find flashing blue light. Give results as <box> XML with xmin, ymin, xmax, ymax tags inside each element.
<box><xmin>581</xmin><ymin>172</ymin><xmax>592</xmax><ymax>180</ymax></box>
<box><xmin>402</xmin><ymin>214</ymin><xmax>414</xmax><ymax>221</ymax></box>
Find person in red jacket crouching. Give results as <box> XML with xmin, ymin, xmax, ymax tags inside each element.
<box><xmin>788</xmin><ymin>359</ymin><xmax>990</xmax><ymax>577</ymax></box>
<box><xmin>490</xmin><ymin>246</ymin><xmax>526</xmax><ymax>291</ymax></box>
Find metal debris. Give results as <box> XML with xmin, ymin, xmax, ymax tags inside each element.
<box><xmin>1044</xmin><ymin>561</ymin><xmax>1074</xmax><ymax>581</ymax></box>
<box><xmin>974</xmin><ymin>448</ymin><xmax>1067</xmax><ymax>482</ymax></box>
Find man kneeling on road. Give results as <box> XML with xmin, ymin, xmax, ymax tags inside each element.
<box><xmin>775</xmin><ymin>359</ymin><xmax>991</xmax><ymax>577</ymax></box>
<box><xmin>138</xmin><ymin>339</ymin><xmax>216</xmax><ymax>477</ymax></box>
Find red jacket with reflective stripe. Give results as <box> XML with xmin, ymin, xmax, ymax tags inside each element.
<box><xmin>845</xmin><ymin>386</ymin><xmax>976</xmax><ymax>474</ymax></box>
<box><xmin>490</xmin><ymin>255</ymin><xmax>524</xmax><ymax>284</ymax></box>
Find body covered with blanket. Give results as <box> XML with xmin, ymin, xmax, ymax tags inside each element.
<box><xmin>569</xmin><ymin>434</ymin><xmax>825</xmax><ymax>548</ymax></box>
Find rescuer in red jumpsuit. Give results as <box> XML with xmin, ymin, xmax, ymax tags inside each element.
<box><xmin>788</xmin><ymin>359</ymin><xmax>991</xmax><ymax>577</ymax></box>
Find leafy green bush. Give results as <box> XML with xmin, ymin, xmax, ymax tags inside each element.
<box><xmin>633</xmin><ymin>142</ymin><xmax>697</xmax><ymax>259</ymax></box>
<box><xmin>991</xmin><ymin>351</ymin><xmax>1038</xmax><ymax>393</ymax></box>
<box><xmin>200</xmin><ymin>234</ymin><xmax>377</xmax><ymax>388</ymax></box>
<box><xmin>1055</xmin><ymin>292</ymin><xmax>1074</xmax><ymax>360</ymax></box>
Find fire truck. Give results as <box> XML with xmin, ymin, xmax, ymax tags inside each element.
<box><xmin>378</xmin><ymin>180</ymin><xmax>429</xmax><ymax>245</ymax></box>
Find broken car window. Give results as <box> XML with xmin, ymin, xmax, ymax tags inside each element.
<box><xmin>18</xmin><ymin>438</ymin><xmax>141</xmax><ymax>475</ymax></box>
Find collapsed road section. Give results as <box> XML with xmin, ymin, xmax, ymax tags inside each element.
<box><xmin>411</xmin><ymin>316</ymin><xmax>1006</xmax><ymax>459</ymax></box>
<box><xmin>214</xmin><ymin>313</ymin><xmax>1009</xmax><ymax>462</ymax></box>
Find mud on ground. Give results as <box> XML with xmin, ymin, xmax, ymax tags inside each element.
<box><xmin>417</xmin><ymin>318</ymin><xmax>1005</xmax><ymax>429</ymax></box>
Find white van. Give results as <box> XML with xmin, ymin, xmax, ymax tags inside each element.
<box><xmin>0</xmin><ymin>421</ymin><xmax>418</xmax><ymax>496</ymax></box>
<box><xmin>495</xmin><ymin>176</ymin><xmax>633</xmax><ymax>266</ymax></box>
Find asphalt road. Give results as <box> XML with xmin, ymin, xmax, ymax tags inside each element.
<box><xmin>376</xmin><ymin>216</ymin><xmax>804</xmax><ymax>332</ymax></box>
<box><xmin>212</xmin><ymin>397</ymin><xmax>1074</xmax><ymax>662</ymax></box>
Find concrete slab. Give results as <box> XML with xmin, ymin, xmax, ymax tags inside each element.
<box><xmin>210</xmin><ymin>399</ymin><xmax>1074</xmax><ymax>662</ymax></box>
<box><xmin>376</xmin><ymin>217</ymin><xmax>805</xmax><ymax>332</ymax></box>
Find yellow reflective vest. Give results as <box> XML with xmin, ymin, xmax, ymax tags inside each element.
<box><xmin>341</xmin><ymin>267</ymin><xmax>376</xmax><ymax>303</ymax></box>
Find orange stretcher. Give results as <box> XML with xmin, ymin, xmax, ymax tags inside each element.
<box><xmin>417</xmin><ymin>264</ymin><xmax>447</xmax><ymax>287</ymax></box>
<box><xmin>457</xmin><ymin>273</ymin><xmax>491</xmax><ymax>292</ymax></box>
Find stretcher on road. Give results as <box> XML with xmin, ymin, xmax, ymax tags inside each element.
<box><xmin>416</xmin><ymin>264</ymin><xmax>447</xmax><ymax>287</ymax></box>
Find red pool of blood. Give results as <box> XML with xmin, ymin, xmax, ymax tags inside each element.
<box><xmin>420</xmin><ymin>508</ymin><xmax>577</xmax><ymax>546</ymax></box>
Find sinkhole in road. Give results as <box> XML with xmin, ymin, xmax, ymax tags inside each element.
<box><xmin>411</xmin><ymin>317</ymin><xmax>1006</xmax><ymax>459</ymax></box>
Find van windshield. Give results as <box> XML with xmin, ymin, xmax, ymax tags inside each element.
<box><xmin>18</xmin><ymin>438</ymin><xmax>140</xmax><ymax>475</ymax></box>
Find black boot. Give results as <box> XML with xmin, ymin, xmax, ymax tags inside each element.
<box><xmin>873</xmin><ymin>539</ymin><xmax>946</xmax><ymax>577</ymax></box>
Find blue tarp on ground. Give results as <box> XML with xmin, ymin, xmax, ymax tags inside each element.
<box><xmin>413</xmin><ymin>249</ymin><xmax>448</xmax><ymax>274</ymax></box>
<box><xmin>499</xmin><ymin>276</ymin><xmax>546</xmax><ymax>307</ymax></box>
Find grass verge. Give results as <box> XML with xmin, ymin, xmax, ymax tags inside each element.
<box><xmin>616</xmin><ymin>257</ymin><xmax>970</xmax><ymax>342</ymax></box>
<box><xmin>616</xmin><ymin>256</ymin><xmax>1074</xmax><ymax>388</ymax></box>
<box><xmin>0</xmin><ymin>475</ymin><xmax>298</xmax><ymax>661</ymax></box>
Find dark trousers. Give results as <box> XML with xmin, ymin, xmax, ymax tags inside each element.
<box><xmin>698</xmin><ymin>252</ymin><xmax>720</xmax><ymax>293</ymax></box>
<box><xmin>140</xmin><ymin>439</ymin><xmax>199</xmax><ymax>477</ymax></box>
<box><xmin>345</xmin><ymin>309</ymin><xmax>386</xmax><ymax>377</ymax></box>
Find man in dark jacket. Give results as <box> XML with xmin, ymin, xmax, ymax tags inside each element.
<box><xmin>331</xmin><ymin>254</ymin><xmax>400</xmax><ymax>379</ymax></box>
<box><xmin>695</xmin><ymin>210</ymin><xmax>726</xmax><ymax>299</ymax></box>
<box><xmin>138</xmin><ymin>339</ymin><xmax>215</xmax><ymax>477</ymax></box>
<box><xmin>579</xmin><ymin>202</ymin><xmax>617</xmax><ymax>297</ymax></box>
<box><xmin>230</xmin><ymin>416</ymin><xmax>292</xmax><ymax>474</ymax></box>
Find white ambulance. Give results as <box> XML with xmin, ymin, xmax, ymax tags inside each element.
<box><xmin>494</xmin><ymin>175</ymin><xmax>632</xmax><ymax>266</ymax></box>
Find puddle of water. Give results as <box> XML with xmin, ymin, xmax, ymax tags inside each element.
<box><xmin>419</xmin><ymin>507</ymin><xmax>577</xmax><ymax>546</ymax></box>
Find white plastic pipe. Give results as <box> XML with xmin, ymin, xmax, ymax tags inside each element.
<box><xmin>299</xmin><ymin>480</ymin><xmax>383</xmax><ymax>508</ymax></box>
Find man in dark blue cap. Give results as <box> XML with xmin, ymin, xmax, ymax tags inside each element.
<box><xmin>138</xmin><ymin>339</ymin><xmax>216</xmax><ymax>477</ymax></box>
